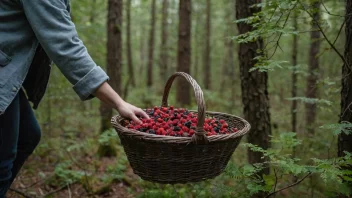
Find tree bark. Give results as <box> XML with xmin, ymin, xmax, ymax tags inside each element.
<box><xmin>160</xmin><ymin>0</ymin><xmax>169</xmax><ymax>82</ymax></box>
<box><xmin>236</xmin><ymin>1</ymin><xmax>271</xmax><ymax>197</ymax></box>
<box><xmin>98</xmin><ymin>0</ymin><xmax>122</xmax><ymax>157</ymax></box>
<box><xmin>305</xmin><ymin>1</ymin><xmax>321</xmax><ymax>135</ymax></box>
<box><xmin>176</xmin><ymin>0</ymin><xmax>191</xmax><ymax>106</ymax></box>
<box><xmin>338</xmin><ymin>0</ymin><xmax>352</xmax><ymax>194</ymax></box>
<box><xmin>292</xmin><ymin>10</ymin><xmax>298</xmax><ymax>133</ymax></box>
<box><xmin>203</xmin><ymin>0</ymin><xmax>211</xmax><ymax>90</ymax></box>
<box><xmin>147</xmin><ymin>0</ymin><xmax>156</xmax><ymax>87</ymax></box>
<box><xmin>126</xmin><ymin>0</ymin><xmax>135</xmax><ymax>87</ymax></box>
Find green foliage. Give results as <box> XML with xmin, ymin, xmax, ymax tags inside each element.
<box><xmin>222</xmin><ymin>132</ymin><xmax>352</xmax><ymax>197</ymax></box>
<box><xmin>249</xmin><ymin>58</ymin><xmax>289</xmax><ymax>72</ymax></box>
<box><xmin>53</xmin><ymin>161</ymin><xmax>88</xmax><ymax>186</ymax></box>
<box><xmin>98</xmin><ymin>129</ymin><xmax>118</xmax><ymax>147</ymax></box>
<box><xmin>320</xmin><ymin>122</ymin><xmax>352</xmax><ymax>135</ymax></box>
<box><xmin>286</xmin><ymin>97</ymin><xmax>333</xmax><ymax>106</ymax></box>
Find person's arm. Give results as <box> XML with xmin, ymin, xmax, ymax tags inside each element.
<box><xmin>21</xmin><ymin>0</ymin><xmax>104</xmax><ymax>100</ymax></box>
<box><xmin>20</xmin><ymin>0</ymin><xmax>147</xmax><ymax>122</ymax></box>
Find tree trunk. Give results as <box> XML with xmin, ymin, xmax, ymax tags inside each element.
<box><xmin>193</xmin><ymin>6</ymin><xmax>201</xmax><ymax>81</ymax></box>
<box><xmin>236</xmin><ymin>1</ymin><xmax>271</xmax><ymax>197</ymax></box>
<box><xmin>203</xmin><ymin>0</ymin><xmax>211</xmax><ymax>90</ymax></box>
<box><xmin>176</xmin><ymin>0</ymin><xmax>191</xmax><ymax>106</ymax></box>
<box><xmin>126</xmin><ymin>0</ymin><xmax>135</xmax><ymax>87</ymax></box>
<box><xmin>98</xmin><ymin>0</ymin><xmax>122</xmax><ymax>157</ymax></box>
<box><xmin>338</xmin><ymin>0</ymin><xmax>352</xmax><ymax>193</ymax></box>
<box><xmin>220</xmin><ymin>3</ymin><xmax>235</xmax><ymax>95</ymax></box>
<box><xmin>305</xmin><ymin>1</ymin><xmax>321</xmax><ymax>135</ymax></box>
<box><xmin>292</xmin><ymin>10</ymin><xmax>298</xmax><ymax>133</ymax></box>
<box><xmin>139</xmin><ymin>23</ymin><xmax>146</xmax><ymax>83</ymax></box>
<box><xmin>147</xmin><ymin>0</ymin><xmax>156</xmax><ymax>87</ymax></box>
<box><xmin>160</xmin><ymin>0</ymin><xmax>169</xmax><ymax>82</ymax></box>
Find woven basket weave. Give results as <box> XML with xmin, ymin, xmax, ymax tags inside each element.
<box><xmin>111</xmin><ymin>72</ymin><xmax>251</xmax><ymax>184</ymax></box>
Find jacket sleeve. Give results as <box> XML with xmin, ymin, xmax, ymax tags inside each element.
<box><xmin>20</xmin><ymin>0</ymin><xmax>109</xmax><ymax>100</ymax></box>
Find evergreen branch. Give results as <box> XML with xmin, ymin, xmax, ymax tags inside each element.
<box><xmin>265</xmin><ymin>172</ymin><xmax>312</xmax><ymax>198</ymax></box>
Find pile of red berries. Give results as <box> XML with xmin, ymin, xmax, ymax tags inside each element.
<box><xmin>124</xmin><ymin>106</ymin><xmax>239</xmax><ymax>137</ymax></box>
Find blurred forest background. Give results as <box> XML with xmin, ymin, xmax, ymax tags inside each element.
<box><xmin>7</xmin><ymin>0</ymin><xmax>352</xmax><ymax>197</ymax></box>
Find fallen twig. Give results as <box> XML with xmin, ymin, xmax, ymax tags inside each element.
<box><xmin>40</xmin><ymin>185</ymin><xmax>68</xmax><ymax>198</ymax></box>
<box><xmin>9</xmin><ymin>187</ymin><xmax>33</xmax><ymax>198</ymax></box>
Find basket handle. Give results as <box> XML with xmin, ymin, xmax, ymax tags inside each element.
<box><xmin>161</xmin><ymin>72</ymin><xmax>209</xmax><ymax>144</ymax></box>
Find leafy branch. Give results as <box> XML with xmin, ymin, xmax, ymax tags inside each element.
<box><xmin>297</xmin><ymin>0</ymin><xmax>350</xmax><ymax>70</ymax></box>
<box><xmin>264</xmin><ymin>172</ymin><xmax>312</xmax><ymax>198</ymax></box>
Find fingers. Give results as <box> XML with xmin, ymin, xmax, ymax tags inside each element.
<box><xmin>135</xmin><ymin>108</ymin><xmax>149</xmax><ymax>119</ymax></box>
<box><xmin>130</xmin><ymin>114</ymin><xmax>142</xmax><ymax>124</ymax></box>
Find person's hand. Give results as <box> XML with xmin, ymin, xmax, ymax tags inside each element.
<box><xmin>116</xmin><ymin>101</ymin><xmax>149</xmax><ymax>124</ymax></box>
<box><xmin>93</xmin><ymin>82</ymin><xmax>149</xmax><ymax>124</ymax></box>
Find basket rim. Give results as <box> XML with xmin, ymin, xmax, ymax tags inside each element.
<box><xmin>111</xmin><ymin>110</ymin><xmax>251</xmax><ymax>144</ymax></box>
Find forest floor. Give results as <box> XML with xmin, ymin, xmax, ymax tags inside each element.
<box><xmin>7</xmin><ymin>155</ymin><xmax>140</xmax><ymax>198</ymax></box>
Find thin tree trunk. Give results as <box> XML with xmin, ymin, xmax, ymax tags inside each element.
<box><xmin>204</xmin><ymin>0</ymin><xmax>211</xmax><ymax>90</ymax></box>
<box><xmin>228</xmin><ymin>38</ymin><xmax>235</xmax><ymax>103</ymax></box>
<box><xmin>292</xmin><ymin>10</ymin><xmax>298</xmax><ymax>133</ymax></box>
<box><xmin>139</xmin><ymin>23</ymin><xmax>146</xmax><ymax>83</ymax></box>
<box><xmin>176</xmin><ymin>0</ymin><xmax>191</xmax><ymax>106</ymax></box>
<box><xmin>338</xmin><ymin>0</ymin><xmax>352</xmax><ymax>194</ymax></box>
<box><xmin>230</xmin><ymin>0</ymin><xmax>237</xmax><ymax>111</ymax></box>
<box><xmin>147</xmin><ymin>0</ymin><xmax>156</xmax><ymax>87</ymax></box>
<box><xmin>220</xmin><ymin>4</ymin><xmax>235</xmax><ymax>94</ymax></box>
<box><xmin>160</xmin><ymin>0</ymin><xmax>169</xmax><ymax>82</ymax></box>
<box><xmin>193</xmin><ymin>6</ymin><xmax>201</xmax><ymax>81</ymax></box>
<box><xmin>236</xmin><ymin>1</ymin><xmax>271</xmax><ymax>197</ymax></box>
<box><xmin>126</xmin><ymin>0</ymin><xmax>135</xmax><ymax>87</ymax></box>
<box><xmin>98</xmin><ymin>0</ymin><xmax>122</xmax><ymax>157</ymax></box>
<box><xmin>305</xmin><ymin>1</ymin><xmax>321</xmax><ymax>135</ymax></box>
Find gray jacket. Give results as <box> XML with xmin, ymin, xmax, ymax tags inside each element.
<box><xmin>0</xmin><ymin>0</ymin><xmax>109</xmax><ymax>114</ymax></box>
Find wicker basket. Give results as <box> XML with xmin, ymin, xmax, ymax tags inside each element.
<box><xmin>111</xmin><ymin>72</ymin><xmax>250</xmax><ymax>184</ymax></box>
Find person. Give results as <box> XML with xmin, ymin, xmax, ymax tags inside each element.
<box><xmin>0</xmin><ymin>1</ymin><xmax>148</xmax><ymax>197</ymax></box>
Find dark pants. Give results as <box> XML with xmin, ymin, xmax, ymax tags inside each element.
<box><xmin>0</xmin><ymin>89</ymin><xmax>41</xmax><ymax>198</ymax></box>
